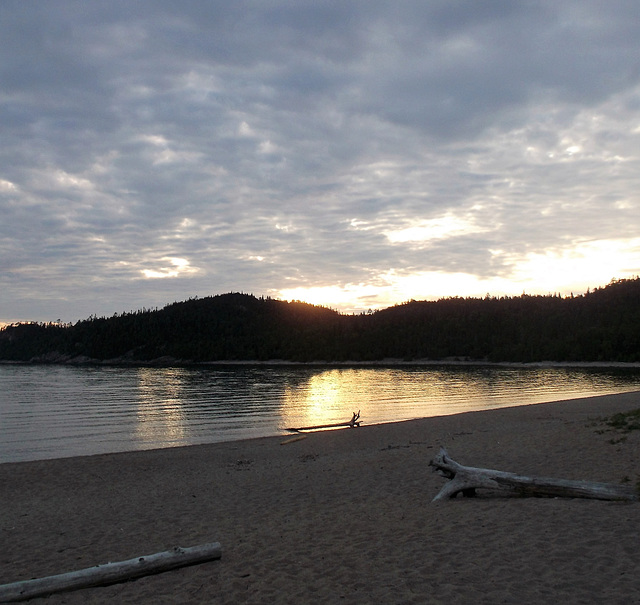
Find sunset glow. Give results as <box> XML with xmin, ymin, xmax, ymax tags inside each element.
<box><xmin>277</xmin><ymin>239</ymin><xmax>640</xmax><ymax>314</ymax></box>
<box><xmin>2</xmin><ymin>3</ymin><xmax>640</xmax><ymax>324</ymax></box>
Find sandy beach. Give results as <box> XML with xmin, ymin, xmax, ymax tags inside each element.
<box><xmin>1</xmin><ymin>392</ymin><xmax>640</xmax><ymax>604</ymax></box>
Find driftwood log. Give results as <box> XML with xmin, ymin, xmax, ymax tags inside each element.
<box><xmin>0</xmin><ymin>542</ymin><xmax>222</xmax><ymax>603</ymax></box>
<box><xmin>286</xmin><ymin>410</ymin><xmax>361</xmax><ymax>432</ymax></box>
<box><xmin>429</xmin><ymin>448</ymin><xmax>638</xmax><ymax>502</ymax></box>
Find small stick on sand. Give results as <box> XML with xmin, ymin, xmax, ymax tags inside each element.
<box><xmin>285</xmin><ymin>410</ymin><xmax>361</xmax><ymax>432</ymax></box>
<box><xmin>280</xmin><ymin>435</ymin><xmax>308</xmax><ymax>445</ymax></box>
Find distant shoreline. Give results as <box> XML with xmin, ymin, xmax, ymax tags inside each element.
<box><xmin>4</xmin><ymin>281</ymin><xmax>640</xmax><ymax>366</ymax></box>
<box><xmin>3</xmin><ymin>357</ymin><xmax>640</xmax><ymax>369</ymax></box>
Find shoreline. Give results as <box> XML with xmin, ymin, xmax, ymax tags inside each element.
<box><xmin>4</xmin><ymin>386</ymin><xmax>640</xmax><ymax>467</ymax></box>
<box><xmin>4</xmin><ymin>357</ymin><xmax>640</xmax><ymax>368</ymax></box>
<box><xmin>2</xmin><ymin>392</ymin><xmax>639</xmax><ymax>603</ymax></box>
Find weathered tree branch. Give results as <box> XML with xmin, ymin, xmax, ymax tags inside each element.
<box><xmin>0</xmin><ymin>542</ymin><xmax>222</xmax><ymax>603</ymax></box>
<box><xmin>286</xmin><ymin>410</ymin><xmax>361</xmax><ymax>432</ymax></box>
<box><xmin>429</xmin><ymin>448</ymin><xmax>638</xmax><ymax>502</ymax></box>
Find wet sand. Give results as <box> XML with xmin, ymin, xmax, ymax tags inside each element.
<box><xmin>1</xmin><ymin>392</ymin><xmax>640</xmax><ymax>604</ymax></box>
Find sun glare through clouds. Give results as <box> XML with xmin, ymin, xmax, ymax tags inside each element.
<box><xmin>511</xmin><ymin>239</ymin><xmax>640</xmax><ymax>292</ymax></box>
<box><xmin>277</xmin><ymin>238</ymin><xmax>640</xmax><ymax>314</ymax></box>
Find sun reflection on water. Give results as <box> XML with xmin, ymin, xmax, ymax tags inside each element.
<box><xmin>134</xmin><ymin>368</ymin><xmax>188</xmax><ymax>444</ymax></box>
<box><xmin>3</xmin><ymin>364</ymin><xmax>640</xmax><ymax>463</ymax></box>
<box><xmin>278</xmin><ymin>366</ymin><xmax>628</xmax><ymax>432</ymax></box>
<box><xmin>281</xmin><ymin>369</ymin><xmax>367</xmax><ymax>429</ymax></box>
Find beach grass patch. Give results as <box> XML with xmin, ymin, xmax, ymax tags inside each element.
<box><xmin>604</xmin><ymin>409</ymin><xmax>640</xmax><ymax>433</ymax></box>
<box><xmin>608</xmin><ymin>435</ymin><xmax>627</xmax><ymax>445</ymax></box>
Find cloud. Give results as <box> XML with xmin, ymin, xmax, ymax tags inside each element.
<box><xmin>384</xmin><ymin>211</ymin><xmax>492</xmax><ymax>244</ymax></box>
<box><xmin>1</xmin><ymin>1</ymin><xmax>639</xmax><ymax>322</ymax></box>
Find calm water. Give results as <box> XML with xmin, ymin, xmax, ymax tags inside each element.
<box><xmin>1</xmin><ymin>364</ymin><xmax>640</xmax><ymax>463</ymax></box>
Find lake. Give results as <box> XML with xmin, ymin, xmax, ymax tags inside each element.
<box><xmin>1</xmin><ymin>363</ymin><xmax>640</xmax><ymax>463</ymax></box>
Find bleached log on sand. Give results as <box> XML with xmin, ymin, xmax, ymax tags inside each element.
<box><xmin>429</xmin><ymin>447</ymin><xmax>638</xmax><ymax>502</ymax></box>
<box><xmin>0</xmin><ymin>542</ymin><xmax>222</xmax><ymax>603</ymax></box>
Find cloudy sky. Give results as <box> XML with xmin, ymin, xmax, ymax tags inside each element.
<box><xmin>2</xmin><ymin>1</ymin><xmax>640</xmax><ymax>324</ymax></box>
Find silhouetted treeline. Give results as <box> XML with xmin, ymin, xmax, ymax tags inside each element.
<box><xmin>2</xmin><ymin>278</ymin><xmax>640</xmax><ymax>364</ymax></box>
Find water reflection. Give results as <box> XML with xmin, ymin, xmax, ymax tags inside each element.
<box><xmin>279</xmin><ymin>367</ymin><xmax>484</xmax><ymax>429</ymax></box>
<box><xmin>1</xmin><ymin>364</ymin><xmax>640</xmax><ymax>462</ymax></box>
<box><xmin>281</xmin><ymin>369</ymin><xmax>364</xmax><ymax>429</ymax></box>
<box><xmin>279</xmin><ymin>366</ymin><xmax>640</xmax><ymax>430</ymax></box>
<box><xmin>135</xmin><ymin>368</ymin><xmax>188</xmax><ymax>445</ymax></box>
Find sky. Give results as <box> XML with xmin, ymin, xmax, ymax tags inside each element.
<box><xmin>2</xmin><ymin>1</ymin><xmax>640</xmax><ymax>325</ymax></box>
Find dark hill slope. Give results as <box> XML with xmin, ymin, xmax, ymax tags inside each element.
<box><xmin>1</xmin><ymin>279</ymin><xmax>640</xmax><ymax>363</ymax></box>
<box><xmin>0</xmin><ymin>294</ymin><xmax>345</xmax><ymax>362</ymax></box>
<box><xmin>364</xmin><ymin>278</ymin><xmax>640</xmax><ymax>362</ymax></box>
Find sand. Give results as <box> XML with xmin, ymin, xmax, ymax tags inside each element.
<box><xmin>1</xmin><ymin>392</ymin><xmax>640</xmax><ymax>604</ymax></box>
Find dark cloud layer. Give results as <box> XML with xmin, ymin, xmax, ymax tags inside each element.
<box><xmin>1</xmin><ymin>1</ymin><xmax>640</xmax><ymax>322</ymax></box>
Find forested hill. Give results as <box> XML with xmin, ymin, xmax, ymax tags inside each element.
<box><xmin>2</xmin><ymin>278</ymin><xmax>640</xmax><ymax>364</ymax></box>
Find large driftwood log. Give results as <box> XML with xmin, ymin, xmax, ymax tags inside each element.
<box><xmin>429</xmin><ymin>448</ymin><xmax>638</xmax><ymax>502</ymax></box>
<box><xmin>0</xmin><ymin>542</ymin><xmax>222</xmax><ymax>603</ymax></box>
<box><xmin>286</xmin><ymin>410</ymin><xmax>361</xmax><ymax>432</ymax></box>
